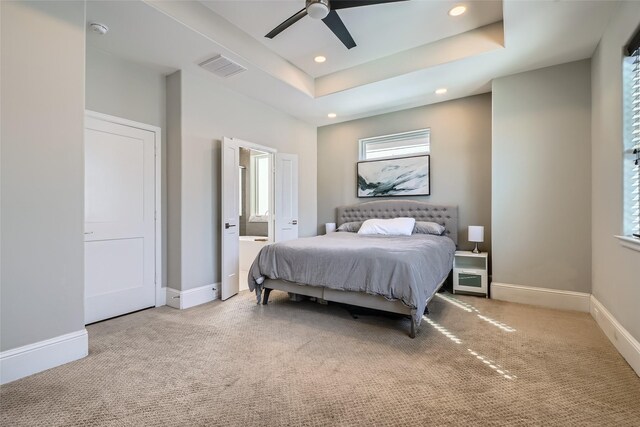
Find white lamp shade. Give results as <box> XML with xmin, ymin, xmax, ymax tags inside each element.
<box><xmin>325</xmin><ymin>222</ymin><xmax>336</xmax><ymax>233</ymax></box>
<box><xmin>468</xmin><ymin>226</ymin><xmax>484</xmax><ymax>243</ymax></box>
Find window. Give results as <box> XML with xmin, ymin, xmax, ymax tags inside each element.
<box><xmin>624</xmin><ymin>32</ymin><xmax>640</xmax><ymax>237</ymax></box>
<box><xmin>251</xmin><ymin>154</ymin><xmax>269</xmax><ymax>216</ymax></box>
<box><xmin>239</xmin><ymin>166</ymin><xmax>244</xmax><ymax>215</ymax></box>
<box><xmin>359</xmin><ymin>128</ymin><xmax>430</xmax><ymax>160</ymax></box>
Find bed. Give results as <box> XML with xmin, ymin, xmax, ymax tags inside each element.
<box><xmin>248</xmin><ymin>200</ymin><xmax>458</xmax><ymax>337</ymax></box>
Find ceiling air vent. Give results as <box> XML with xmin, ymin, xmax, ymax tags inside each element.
<box><xmin>199</xmin><ymin>54</ymin><xmax>246</xmax><ymax>78</ymax></box>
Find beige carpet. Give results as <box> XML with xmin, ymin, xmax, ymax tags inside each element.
<box><xmin>1</xmin><ymin>290</ymin><xmax>639</xmax><ymax>426</ymax></box>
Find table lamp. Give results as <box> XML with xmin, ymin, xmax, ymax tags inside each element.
<box><xmin>468</xmin><ymin>226</ymin><xmax>484</xmax><ymax>254</ymax></box>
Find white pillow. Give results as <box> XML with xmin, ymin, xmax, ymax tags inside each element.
<box><xmin>357</xmin><ymin>217</ymin><xmax>416</xmax><ymax>236</ymax></box>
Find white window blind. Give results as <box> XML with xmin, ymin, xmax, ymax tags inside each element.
<box><xmin>359</xmin><ymin>129</ymin><xmax>430</xmax><ymax>160</ymax></box>
<box><xmin>624</xmin><ymin>39</ymin><xmax>640</xmax><ymax>237</ymax></box>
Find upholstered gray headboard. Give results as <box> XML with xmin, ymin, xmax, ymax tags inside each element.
<box><xmin>336</xmin><ymin>200</ymin><xmax>458</xmax><ymax>245</ymax></box>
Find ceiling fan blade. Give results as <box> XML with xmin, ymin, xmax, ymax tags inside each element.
<box><xmin>322</xmin><ymin>10</ymin><xmax>356</xmax><ymax>49</ymax></box>
<box><xmin>331</xmin><ymin>0</ymin><xmax>409</xmax><ymax>10</ymax></box>
<box><xmin>265</xmin><ymin>8</ymin><xmax>307</xmax><ymax>39</ymax></box>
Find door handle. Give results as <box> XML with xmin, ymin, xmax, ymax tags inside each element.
<box><xmin>225</xmin><ymin>223</ymin><xmax>236</xmax><ymax>229</ymax></box>
<box><xmin>289</xmin><ymin>220</ymin><xmax>298</xmax><ymax>225</ymax></box>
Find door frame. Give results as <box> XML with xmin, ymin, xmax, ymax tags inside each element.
<box><xmin>221</xmin><ymin>137</ymin><xmax>276</xmax><ymax>300</ymax></box>
<box><xmin>85</xmin><ymin>110</ymin><xmax>164</xmax><ymax>307</ymax></box>
<box><xmin>226</xmin><ymin>137</ymin><xmax>277</xmax><ymax>242</ymax></box>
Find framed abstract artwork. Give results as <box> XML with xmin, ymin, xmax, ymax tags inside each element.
<box><xmin>357</xmin><ymin>155</ymin><xmax>430</xmax><ymax>198</ymax></box>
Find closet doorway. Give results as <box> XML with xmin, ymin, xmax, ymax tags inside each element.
<box><xmin>221</xmin><ymin>137</ymin><xmax>298</xmax><ymax>300</ymax></box>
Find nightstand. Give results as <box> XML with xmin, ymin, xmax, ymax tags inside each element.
<box><xmin>453</xmin><ymin>251</ymin><xmax>488</xmax><ymax>297</ymax></box>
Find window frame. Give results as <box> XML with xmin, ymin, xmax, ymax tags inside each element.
<box><xmin>617</xmin><ymin>29</ymin><xmax>640</xmax><ymax>251</ymax></box>
<box><xmin>358</xmin><ymin>128</ymin><xmax>430</xmax><ymax>161</ymax></box>
<box><xmin>250</xmin><ymin>153</ymin><xmax>270</xmax><ymax>217</ymax></box>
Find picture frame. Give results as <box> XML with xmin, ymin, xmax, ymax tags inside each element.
<box><xmin>357</xmin><ymin>155</ymin><xmax>430</xmax><ymax>198</ymax></box>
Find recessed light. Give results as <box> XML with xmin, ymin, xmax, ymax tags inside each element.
<box><xmin>448</xmin><ymin>5</ymin><xmax>466</xmax><ymax>16</ymax></box>
<box><xmin>314</xmin><ymin>55</ymin><xmax>327</xmax><ymax>63</ymax></box>
<box><xmin>327</xmin><ymin>113</ymin><xmax>337</xmax><ymax>118</ymax></box>
<box><xmin>435</xmin><ymin>88</ymin><xmax>447</xmax><ymax>95</ymax></box>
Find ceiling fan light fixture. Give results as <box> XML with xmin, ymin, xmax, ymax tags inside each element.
<box><xmin>307</xmin><ymin>0</ymin><xmax>330</xmax><ymax>19</ymax></box>
<box><xmin>448</xmin><ymin>5</ymin><xmax>467</xmax><ymax>17</ymax></box>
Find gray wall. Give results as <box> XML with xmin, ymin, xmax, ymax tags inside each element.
<box><xmin>86</xmin><ymin>47</ymin><xmax>166</xmax><ymax>131</ymax></box>
<box><xmin>166</xmin><ymin>72</ymin><xmax>182</xmax><ymax>290</ymax></box>
<box><xmin>1</xmin><ymin>1</ymin><xmax>86</xmax><ymax>351</ymax></box>
<box><xmin>591</xmin><ymin>2</ymin><xmax>640</xmax><ymax>341</ymax></box>
<box><xmin>317</xmin><ymin>94</ymin><xmax>492</xmax><ymax>252</ymax></box>
<box><xmin>492</xmin><ymin>60</ymin><xmax>592</xmax><ymax>293</ymax></box>
<box><xmin>167</xmin><ymin>69</ymin><xmax>317</xmax><ymax>291</ymax></box>
<box><xmin>245</xmin><ymin>222</ymin><xmax>268</xmax><ymax>237</ymax></box>
<box><xmin>85</xmin><ymin>46</ymin><xmax>169</xmax><ymax>288</ymax></box>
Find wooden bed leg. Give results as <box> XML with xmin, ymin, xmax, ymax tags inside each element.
<box><xmin>262</xmin><ymin>288</ymin><xmax>272</xmax><ymax>305</ymax></box>
<box><xmin>410</xmin><ymin>318</ymin><xmax>417</xmax><ymax>339</ymax></box>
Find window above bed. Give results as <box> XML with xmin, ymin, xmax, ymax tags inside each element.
<box><xmin>359</xmin><ymin>128</ymin><xmax>430</xmax><ymax>161</ymax></box>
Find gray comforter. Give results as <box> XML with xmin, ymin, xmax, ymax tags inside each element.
<box><xmin>248</xmin><ymin>232</ymin><xmax>456</xmax><ymax>325</ymax></box>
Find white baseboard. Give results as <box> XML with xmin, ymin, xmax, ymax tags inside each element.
<box><xmin>166</xmin><ymin>283</ymin><xmax>219</xmax><ymax>310</ymax></box>
<box><xmin>590</xmin><ymin>296</ymin><xmax>640</xmax><ymax>377</ymax></box>
<box><xmin>491</xmin><ymin>282</ymin><xmax>591</xmax><ymax>312</ymax></box>
<box><xmin>0</xmin><ymin>329</ymin><xmax>88</xmax><ymax>385</ymax></box>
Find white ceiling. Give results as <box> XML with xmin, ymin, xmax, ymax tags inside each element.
<box><xmin>86</xmin><ymin>0</ymin><xmax>617</xmax><ymax>126</ymax></box>
<box><xmin>202</xmin><ymin>0</ymin><xmax>504</xmax><ymax>77</ymax></box>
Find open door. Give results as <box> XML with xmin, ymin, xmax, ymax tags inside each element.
<box><xmin>221</xmin><ymin>137</ymin><xmax>240</xmax><ymax>300</ymax></box>
<box><xmin>275</xmin><ymin>153</ymin><xmax>299</xmax><ymax>242</ymax></box>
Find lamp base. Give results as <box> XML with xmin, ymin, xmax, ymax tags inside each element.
<box><xmin>472</xmin><ymin>242</ymin><xmax>480</xmax><ymax>254</ymax></box>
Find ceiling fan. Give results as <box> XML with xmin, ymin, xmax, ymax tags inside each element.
<box><xmin>265</xmin><ymin>0</ymin><xmax>408</xmax><ymax>50</ymax></box>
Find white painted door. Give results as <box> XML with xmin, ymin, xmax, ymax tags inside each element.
<box><xmin>275</xmin><ymin>153</ymin><xmax>299</xmax><ymax>242</ymax></box>
<box><xmin>221</xmin><ymin>138</ymin><xmax>240</xmax><ymax>300</ymax></box>
<box><xmin>84</xmin><ymin>116</ymin><xmax>156</xmax><ymax>324</ymax></box>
